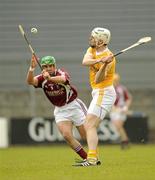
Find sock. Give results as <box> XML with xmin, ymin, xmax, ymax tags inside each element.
<box><xmin>121</xmin><ymin>140</ymin><xmax>129</xmax><ymax>144</ymax></box>
<box><xmin>121</xmin><ymin>140</ymin><xmax>129</xmax><ymax>149</ymax></box>
<box><xmin>74</xmin><ymin>145</ymin><xmax>87</xmax><ymax>159</ymax></box>
<box><xmin>88</xmin><ymin>150</ymin><xmax>98</xmax><ymax>160</ymax></box>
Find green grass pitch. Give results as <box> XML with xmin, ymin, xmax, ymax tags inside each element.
<box><xmin>0</xmin><ymin>144</ymin><xmax>155</xmax><ymax>180</ymax></box>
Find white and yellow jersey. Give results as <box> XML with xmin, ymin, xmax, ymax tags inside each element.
<box><xmin>86</xmin><ymin>47</ymin><xmax>116</xmax><ymax>89</ymax></box>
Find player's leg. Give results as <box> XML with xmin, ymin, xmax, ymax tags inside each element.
<box><xmin>112</xmin><ymin>120</ymin><xmax>129</xmax><ymax>148</ymax></box>
<box><xmin>76</xmin><ymin>124</ymin><xmax>86</xmax><ymax>140</ymax></box>
<box><xmin>74</xmin><ymin>109</ymin><xmax>100</xmax><ymax>164</ymax></box>
<box><xmin>80</xmin><ymin>87</ymin><xmax>116</xmax><ymax>166</ymax></box>
<box><xmin>72</xmin><ymin>113</ymin><xmax>101</xmax><ymax>167</ymax></box>
<box><xmin>73</xmin><ymin>112</ymin><xmax>103</xmax><ymax>166</ymax></box>
<box><xmin>57</xmin><ymin>121</ymin><xmax>87</xmax><ymax>159</ymax></box>
<box><xmin>84</xmin><ymin>114</ymin><xmax>101</xmax><ymax>163</ymax></box>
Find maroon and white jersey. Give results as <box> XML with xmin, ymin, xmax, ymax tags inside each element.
<box><xmin>35</xmin><ymin>69</ymin><xmax>77</xmax><ymax>107</ymax></box>
<box><xmin>114</xmin><ymin>84</ymin><xmax>130</xmax><ymax>108</ymax></box>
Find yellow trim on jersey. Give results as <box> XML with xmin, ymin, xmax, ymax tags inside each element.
<box><xmin>96</xmin><ymin>89</ymin><xmax>104</xmax><ymax>106</ymax></box>
<box><xmin>87</xmin><ymin>47</ymin><xmax>116</xmax><ymax>89</ymax></box>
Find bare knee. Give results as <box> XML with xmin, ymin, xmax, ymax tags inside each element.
<box><xmin>85</xmin><ymin>114</ymin><xmax>100</xmax><ymax>130</ymax></box>
<box><xmin>57</xmin><ymin>121</ymin><xmax>74</xmax><ymax>143</ymax></box>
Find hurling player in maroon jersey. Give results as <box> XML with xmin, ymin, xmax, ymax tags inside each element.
<box><xmin>27</xmin><ymin>55</ymin><xmax>87</xmax><ymax>161</ymax></box>
<box><xmin>110</xmin><ymin>73</ymin><xmax>132</xmax><ymax>149</ymax></box>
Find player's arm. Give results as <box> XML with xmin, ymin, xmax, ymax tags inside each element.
<box><xmin>121</xmin><ymin>88</ymin><xmax>133</xmax><ymax>113</ymax></box>
<box><xmin>47</xmin><ymin>76</ymin><xmax>66</xmax><ymax>83</ymax></box>
<box><xmin>94</xmin><ymin>63</ymin><xmax>109</xmax><ymax>83</ymax></box>
<box><xmin>95</xmin><ymin>56</ymin><xmax>114</xmax><ymax>83</ymax></box>
<box><xmin>82</xmin><ymin>52</ymin><xmax>100</xmax><ymax>66</ymax></box>
<box><xmin>82</xmin><ymin>52</ymin><xmax>113</xmax><ymax>66</ymax></box>
<box><xmin>42</xmin><ymin>70</ymin><xmax>66</xmax><ymax>84</ymax></box>
<box><xmin>125</xmin><ymin>91</ymin><xmax>132</xmax><ymax>109</ymax></box>
<box><xmin>26</xmin><ymin>56</ymin><xmax>38</xmax><ymax>86</ymax></box>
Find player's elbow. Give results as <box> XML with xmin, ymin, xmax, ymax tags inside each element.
<box><xmin>95</xmin><ymin>75</ymin><xmax>106</xmax><ymax>84</ymax></box>
<box><xmin>26</xmin><ymin>79</ymin><xmax>34</xmax><ymax>85</ymax></box>
<box><xmin>94</xmin><ymin>77</ymin><xmax>102</xmax><ymax>84</ymax></box>
<box><xmin>82</xmin><ymin>58</ymin><xmax>90</xmax><ymax>66</ymax></box>
<box><xmin>82</xmin><ymin>61</ymin><xmax>88</xmax><ymax>66</ymax></box>
<box><xmin>26</xmin><ymin>80</ymin><xmax>32</xmax><ymax>85</ymax></box>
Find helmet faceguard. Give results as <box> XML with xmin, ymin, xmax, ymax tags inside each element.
<box><xmin>91</xmin><ymin>27</ymin><xmax>111</xmax><ymax>45</ymax></box>
<box><xmin>41</xmin><ymin>56</ymin><xmax>56</xmax><ymax>66</ymax></box>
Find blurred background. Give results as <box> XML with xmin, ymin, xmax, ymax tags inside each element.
<box><xmin>0</xmin><ymin>0</ymin><xmax>155</xmax><ymax>147</ymax></box>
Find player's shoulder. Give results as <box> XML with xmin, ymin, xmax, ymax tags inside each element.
<box><xmin>57</xmin><ymin>68</ymin><xmax>67</xmax><ymax>73</ymax></box>
<box><xmin>86</xmin><ymin>47</ymin><xmax>95</xmax><ymax>54</ymax></box>
<box><xmin>87</xmin><ymin>47</ymin><xmax>92</xmax><ymax>52</ymax></box>
<box><xmin>57</xmin><ymin>68</ymin><xmax>70</xmax><ymax>76</ymax></box>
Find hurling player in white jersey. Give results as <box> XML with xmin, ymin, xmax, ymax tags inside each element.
<box><xmin>26</xmin><ymin>55</ymin><xmax>88</xmax><ymax>163</ymax></box>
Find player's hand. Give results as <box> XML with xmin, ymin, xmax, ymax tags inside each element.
<box><xmin>100</xmin><ymin>55</ymin><xmax>114</xmax><ymax>64</ymax></box>
<box><xmin>30</xmin><ymin>55</ymin><xmax>38</xmax><ymax>69</ymax></box>
<box><xmin>42</xmin><ymin>70</ymin><xmax>51</xmax><ymax>80</ymax></box>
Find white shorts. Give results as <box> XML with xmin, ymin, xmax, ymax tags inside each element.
<box><xmin>110</xmin><ymin>111</ymin><xmax>127</xmax><ymax>122</ymax></box>
<box><xmin>88</xmin><ymin>86</ymin><xmax>116</xmax><ymax>120</ymax></box>
<box><xmin>54</xmin><ymin>98</ymin><xmax>87</xmax><ymax>126</ymax></box>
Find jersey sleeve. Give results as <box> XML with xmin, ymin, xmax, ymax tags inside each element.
<box><xmin>86</xmin><ymin>47</ymin><xmax>93</xmax><ymax>56</ymax></box>
<box><xmin>35</xmin><ymin>74</ymin><xmax>44</xmax><ymax>88</ymax></box>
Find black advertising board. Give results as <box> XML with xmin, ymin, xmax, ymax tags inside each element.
<box><xmin>10</xmin><ymin>113</ymin><xmax>148</xmax><ymax>145</ymax></box>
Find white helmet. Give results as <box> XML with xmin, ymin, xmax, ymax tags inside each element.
<box><xmin>91</xmin><ymin>27</ymin><xmax>111</xmax><ymax>44</ymax></box>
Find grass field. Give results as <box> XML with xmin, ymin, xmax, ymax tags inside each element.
<box><xmin>0</xmin><ymin>144</ymin><xmax>155</xmax><ymax>180</ymax></box>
